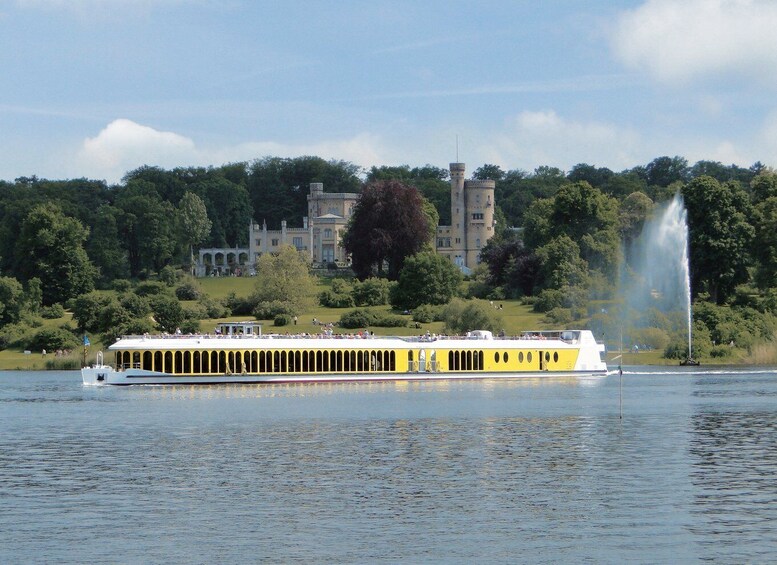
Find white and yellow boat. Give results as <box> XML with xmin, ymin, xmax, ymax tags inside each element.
<box><xmin>82</xmin><ymin>322</ymin><xmax>607</xmax><ymax>386</ymax></box>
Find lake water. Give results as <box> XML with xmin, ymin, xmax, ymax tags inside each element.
<box><xmin>1</xmin><ymin>367</ymin><xmax>776</xmax><ymax>564</ymax></box>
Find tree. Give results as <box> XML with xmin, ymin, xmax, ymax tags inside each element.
<box><xmin>0</xmin><ymin>276</ymin><xmax>24</xmax><ymax>326</ymax></box>
<box><xmin>115</xmin><ymin>181</ymin><xmax>178</xmax><ymax>276</ymax></box>
<box><xmin>246</xmin><ymin>156</ymin><xmax>361</xmax><ymax>229</ymax></box>
<box><xmin>479</xmin><ymin>232</ymin><xmax>540</xmax><ymax>297</ymax></box>
<box><xmin>251</xmin><ymin>245</ymin><xmax>315</xmax><ymax>314</ymax></box>
<box><xmin>14</xmin><ymin>203</ymin><xmax>96</xmax><ymax>305</ymax></box>
<box><xmin>390</xmin><ymin>252</ymin><xmax>463</xmax><ymax>309</ymax></box>
<box><xmin>150</xmin><ymin>294</ymin><xmax>186</xmax><ymax>333</ymax></box>
<box><xmin>752</xmin><ymin>196</ymin><xmax>777</xmax><ymax>289</ymax></box>
<box><xmin>645</xmin><ymin>156</ymin><xmax>689</xmax><ymax>188</ymax></box>
<box><xmin>343</xmin><ymin>180</ymin><xmax>433</xmax><ymax>280</ymax></box>
<box><xmin>442</xmin><ymin>298</ymin><xmax>502</xmax><ymax>334</ymax></box>
<box><xmin>178</xmin><ymin>191</ymin><xmax>212</xmax><ymax>274</ymax></box>
<box><xmin>473</xmin><ymin>164</ymin><xmax>505</xmax><ymax>182</ymax></box>
<box><xmin>619</xmin><ymin>191</ymin><xmax>655</xmax><ymax>246</ymax></box>
<box><xmin>682</xmin><ymin>176</ymin><xmax>754</xmax><ymax>303</ymax></box>
<box><xmin>527</xmin><ymin>181</ymin><xmax>621</xmax><ymax>281</ymax></box>
<box><xmin>535</xmin><ymin>235</ymin><xmax>589</xmax><ymax>291</ymax></box>
<box><xmin>87</xmin><ymin>205</ymin><xmax>130</xmax><ymax>285</ymax></box>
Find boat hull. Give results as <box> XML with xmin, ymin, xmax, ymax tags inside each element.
<box><xmin>82</xmin><ymin>366</ymin><xmax>607</xmax><ymax>386</ymax></box>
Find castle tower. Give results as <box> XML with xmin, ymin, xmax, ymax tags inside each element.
<box><xmin>463</xmin><ymin>178</ymin><xmax>495</xmax><ymax>268</ymax></box>
<box><xmin>450</xmin><ymin>163</ymin><xmax>467</xmax><ymax>268</ymax></box>
<box><xmin>447</xmin><ymin>162</ymin><xmax>496</xmax><ymax>270</ymax></box>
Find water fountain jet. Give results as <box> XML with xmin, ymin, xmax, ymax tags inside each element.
<box><xmin>626</xmin><ymin>193</ymin><xmax>698</xmax><ymax>365</ymax></box>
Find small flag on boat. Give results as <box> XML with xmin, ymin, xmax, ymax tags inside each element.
<box><xmin>83</xmin><ymin>335</ymin><xmax>90</xmax><ymax>347</ymax></box>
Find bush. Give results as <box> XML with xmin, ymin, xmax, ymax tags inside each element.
<box><xmin>274</xmin><ymin>314</ymin><xmax>291</xmax><ymax>327</ymax></box>
<box><xmin>159</xmin><ymin>265</ymin><xmax>181</xmax><ymax>286</ymax></box>
<box><xmin>442</xmin><ymin>298</ymin><xmax>502</xmax><ymax>335</ymax></box>
<box><xmin>253</xmin><ymin>300</ymin><xmax>296</xmax><ymax>319</ymax></box>
<box><xmin>412</xmin><ymin>304</ymin><xmax>442</xmax><ymax>323</ymax></box>
<box><xmin>40</xmin><ymin>304</ymin><xmax>65</xmax><ymax>319</ymax></box>
<box><xmin>0</xmin><ymin>323</ymin><xmax>31</xmax><ymax>350</ymax></box>
<box><xmin>319</xmin><ymin>290</ymin><xmax>355</xmax><ymax>308</ymax></box>
<box><xmin>72</xmin><ymin>292</ymin><xmax>113</xmax><ymax>332</ymax></box>
<box><xmin>225</xmin><ymin>292</ymin><xmax>255</xmax><ymax>316</ymax></box>
<box><xmin>175</xmin><ymin>279</ymin><xmax>201</xmax><ymax>300</ymax></box>
<box><xmin>179</xmin><ymin>318</ymin><xmax>201</xmax><ymax>334</ymax></box>
<box><xmin>27</xmin><ymin>327</ymin><xmax>80</xmax><ymax>352</ymax></box>
<box><xmin>112</xmin><ymin>279</ymin><xmax>133</xmax><ymax>293</ymax></box>
<box><xmin>198</xmin><ymin>296</ymin><xmax>229</xmax><ymax>319</ymax></box>
<box><xmin>533</xmin><ymin>289</ymin><xmax>564</xmax><ymax>313</ymax></box>
<box><xmin>544</xmin><ymin>307</ymin><xmax>573</xmax><ymax>325</ymax></box>
<box><xmin>120</xmin><ymin>293</ymin><xmax>150</xmax><ymax>318</ymax></box>
<box><xmin>372</xmin><ymin>314</ymin><xmax>407</xmax><ymax>328</ymax></box>
<box><xmin>135</xmin><ymin>281</ymin><xmax>168</xmax><ymax>297</ymax></box>
<box><xmin>339</xmin><ymin>309</ymin><xmax>375</xmax><ymax>329</ymax></box>
<box><xmin>352</xmin><ymin>278</ymin><xmax>393</xmax><ymax>306</ymax></box>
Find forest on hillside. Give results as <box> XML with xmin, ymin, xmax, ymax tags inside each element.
<box><xmin>2</xmin><ymin>154</ymin><xmax>777</xmax><ymax>362</ymax></box>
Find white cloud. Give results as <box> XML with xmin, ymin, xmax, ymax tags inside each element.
<box><xmin>481</xmin><ymin>110</ymin><xmax>641</xmax><ymax>172</ymax></box>
<box><xmin>75</xmin><ymin>119</ymin><xmax>388</xmax><ymax>183</ymax></box>
<box><xmin>610</xmin><ymin>0</ymin><xmax>777</xmax><ymax>85</ymax></box>
<box><xmin>78</xmin><ymin>119</ymin><xmax>197</xmax><ymax>180</ymax></box>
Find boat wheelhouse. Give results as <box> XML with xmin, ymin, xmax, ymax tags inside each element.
<box><xmin>82</xmin><ymin>323</ymin><xmax>607</xmax><ymax>385</ymax></box>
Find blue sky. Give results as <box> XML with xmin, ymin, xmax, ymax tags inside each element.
<box><xmin>2</xmin><ymin>0</ymin><xmax>777</xmax><ymax>183</ymax></box>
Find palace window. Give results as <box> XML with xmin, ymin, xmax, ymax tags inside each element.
<box><xmin>472</xmin><ymin>213</ymin><xmax>484</xmax><ymax>220</ymax></box>
<box><xmin>271</xmin><ymin>238</ymin><xmax>279</xmax><ymax>246</ymax></box>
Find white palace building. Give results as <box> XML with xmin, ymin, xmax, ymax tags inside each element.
<box><xmin>195</xmin><ymin>163</ymin><xmax>495</xmax><ymax>276</ymax></box>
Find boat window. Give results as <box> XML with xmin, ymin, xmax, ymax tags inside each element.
<box><xmin>518</xmin><ymin>351</ymin><xmax>524</xmax><ymax>363</ymax></box>
<box><xmin>503</xmin><ymin>352</ymin><xmax>508</xmax><ymax>363</ymax></box>
<box><xmin>553</xmin><ymin>352</ymin><xmax>558</xmax><ymax>363</ymax></box>
<box><xmin>494</xmin><ymin>352</ymin><xmax>500</xmax><ymax>363</ymax></box>
<box><xmin>527</xmin><ymin>352</ymin><xmax>533</xmax><ymax>364</ymax></box>
<box><xmin>545</xmin><ymin>352</ymin><xmax>550</xmax><ymax>362</ymax></box>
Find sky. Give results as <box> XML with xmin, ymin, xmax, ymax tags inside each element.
<box><xmin>2</xmin><ymin>0</ymin><xmax>777</xmax><ymax>184</ymax></box>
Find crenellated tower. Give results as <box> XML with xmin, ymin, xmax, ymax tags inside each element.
<box><xmin>445</xmin><ymin>162</ymin><xmax>496</xmax><ymax>270</ymax></box>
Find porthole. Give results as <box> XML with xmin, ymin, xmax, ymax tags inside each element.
<box><xmin>545</xmin><ymin>352</ymin><xmax>550</xmax><ymax>362</ymax></box>
<box><xmin>553</xmin><ymin>352</ymin><xmax>559</xmax><ymax>363</ymax></box>
<box><xmin>494</xmin><ymin>352</ymin><xmax>500</xmax><ymax>363</ymax></box>
<box><xmin>503</xmin><ymin>352</ymin><xmax>508</xmax><ymax>363</ymax></box>
<box><xmin>518</xmin><ymin>351</ymin><xmax>524</xmax><ymax>363</ymax></box>
<box><xmin>527</xmin><ymin>352</ymin><xmax>533</xmax><ymax>363</ymax></box>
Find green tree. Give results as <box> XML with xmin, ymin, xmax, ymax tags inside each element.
<box><xmin>0</xmin><ymin>276</ymin><xmax>24</xmax><ymax>325</ymax></box>
<box><xmin>535</xmin><ymin>235</ymin><xmax>590</xmax><ymax>291</ymax></box>
<box><xmin>752</xmin><ymin>196</ymin><xmax>777</xmax><ymax>289</ymax></box>
<box><xmin>14</xmin><ymin>203</ymin><xmax>96</xmax><ymax>305</ymax></box>
<box><xmin>682</xmin><ymin>176</ymin><xmax>754</xmax><ymax>303</ymax></box>
<box><xmin>115</xmin><ymin>181</ymin><xmax>178</xmax><ymax>276</ymax></box>
<box><xmin>87</xmin><ymin>205</ymin><xmax>130</xmax><ymax>285</ymax></box>
<box><xmin>619</xmin><ymin>191</ymin><xmax>655</xmax><ymax>246</ymax></box>
<box><xmin>251</xmin><ymin>245</ymin><xmax>315</xmax><ymax>314</ymax></box>
<box><xmin>343</xmin><ymin>180</ymin><xmax>433</xmax><ymax>280</ymax></box>
<box><xmin>442</xmin><ymin>298</ymin><xmax>502</xmax><ymax>334</ymax></box>
<box><xmin>178</xmin><ymin>191</ymin><xmax>212</xmax><ymax>274</ymax></box>
<box><xmin>150</xmin><ymin>294</ymin><xmax>186</xmax><ymax>333</ymax></box>
<box><xmin>550</xmin><ymin>181</ymin><xmax>620</xmax><ymax>278</ymax></box>
<box><xmin>390</xmin><ymin>252</ymin><xmax>463</xmax><ymax>309</ymax></box>
<box><xmin>246</xmin><ymin>156</ymin><xmax>361</xmax><ymax>229</ymax></box>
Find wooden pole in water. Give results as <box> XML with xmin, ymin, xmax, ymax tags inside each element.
<box><xmin>619</xmin><ymin>328</ymin><xmax>623</xmax><ymax>419</ymax></box>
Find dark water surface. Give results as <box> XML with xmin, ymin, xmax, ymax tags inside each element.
<box><xmin>1</xmin><ymin>368</ymin><xmax>776</xmax><ymax>563</ymax></box>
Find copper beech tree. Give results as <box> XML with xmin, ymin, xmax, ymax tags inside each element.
<box><xmin>342</xmin><ymin>180</ymin><xmax>433</xmax><ymax>281</ymax></box>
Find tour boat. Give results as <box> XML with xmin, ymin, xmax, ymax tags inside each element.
<box><xmin>81</xmin><ymin>322</ymin><xmax>607</xmax><ymax>386</ymax></box>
